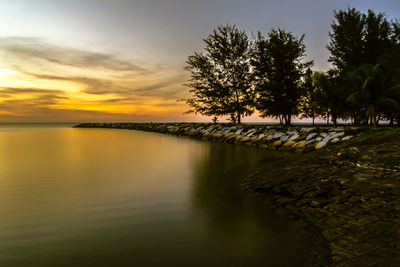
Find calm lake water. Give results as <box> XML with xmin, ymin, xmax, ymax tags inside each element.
<box><xmin>0</xmin><ymin>124</ymin><xmax>308</xmax><ymax>266</ymax></box>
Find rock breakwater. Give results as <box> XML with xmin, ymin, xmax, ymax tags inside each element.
<box><xmin>75</xmin><ymin>123</ymin><xmax>361</xmax><ymax>153</ymax></box>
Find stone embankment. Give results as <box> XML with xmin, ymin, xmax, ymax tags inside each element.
<box><xmin>75</xmin><ymin>123</ymin><xmax>361</xmax><ymax>152</ymax></box>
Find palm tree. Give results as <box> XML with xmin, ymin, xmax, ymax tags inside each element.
<box><xmin>346</xmin><ymin>63</ymin><xmax>400</xmax><ymax>126</ymax></box>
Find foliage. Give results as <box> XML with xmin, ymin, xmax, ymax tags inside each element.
<box><xmin>181</xmin><ymin>8</ymin><xmax>400</xmax><ymax>126</ymax></box>
<box><xmin>299</xmin><ymin>68</ymin><xmax>324</xmax><ymax>125</ymax></box>
<box><xmin>251</xmin><ymin>28</ymin><xmax>312</xmax><ymax>125</ymax></box>
<box><xmin>182</xmin><ymin>24</ymin><xmax>254</xmax><ymax>124</ymax></box>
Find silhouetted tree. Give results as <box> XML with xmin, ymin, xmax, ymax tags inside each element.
<box><xmin>363</xmin><ymin>10</ymin><xmax>392</xmax><ymax>65</ymax></box>
<box><xmin>182</xmin><ymin>24</ymin><xmax>254</xmax><ymax>124</ymax></box>
<box><xmin>299</xmin><ymin>68</ymin><xmax>324</xmax><ymax>125</ymax></box>
<box><xmin>327</xmin><ymin>7</ymin><xmax>364</xmax><ymax>74</ymax></box>
<box><xmin>251</xmin><ymin>28</ymin><xmax>312</xmax><ymax>125</ymax></box>
<box><xmin>313</xmin><ymin>71</ymin><xmax>348</xmax><ymax>126</ymax></box>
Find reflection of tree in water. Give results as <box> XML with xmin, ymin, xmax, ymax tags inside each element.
<box><xmin>189</xmin><ymin>142</ymin><xmax>308</xmax><ymax>266</ymax></box>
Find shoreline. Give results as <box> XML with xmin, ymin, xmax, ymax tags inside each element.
<box><xmin>74</xmin><ymin>122</ymin><xmax>361</xmax><ymax>153</ymax></box>
<box><xmin>74</xmin><ymin>123</ymin><xmax>400</xmax><ymax>265</ymax></box>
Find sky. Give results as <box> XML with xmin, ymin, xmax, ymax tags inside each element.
<box><xmin>0</xmin><ymin>0</ymin><xmax>399</xmax><ymax>123</ymax></box>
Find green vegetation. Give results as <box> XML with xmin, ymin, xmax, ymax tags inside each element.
<box><xmin>182</xmin><ymin>8</ymin><xmax>400</xmax><ymax>126</ymax></box>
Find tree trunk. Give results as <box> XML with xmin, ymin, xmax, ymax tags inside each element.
<box><xmin>389</xmin><ymin>116</ymin><xmax>394</xmax><ymax>126</ymax></box>
<box><xmin>312</xmin><ymin>116</ymin><xmax>315</xmax><ymax>126</ymax></box>
<box><xmin>237</xmin><ymin>110</ymin><xmax>241</xmax><ymax>124</ymax></box>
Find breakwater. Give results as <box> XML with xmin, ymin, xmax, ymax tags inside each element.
<box><xmin>74</xmin><ymin>123</ymin><xmax>361</xmax><ymax>152</ymax></box>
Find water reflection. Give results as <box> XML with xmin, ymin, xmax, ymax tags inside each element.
<box><xmin>190</xmin><ymin>143</ymin><xmax>308</xmax><ymax>266</ymax></box>
<box><xmin>0</xmin><ymin>125</ymin><xmax>308</xmax><ymax>266</ymax></box>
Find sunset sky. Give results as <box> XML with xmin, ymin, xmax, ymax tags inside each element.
<box><xmin>0</xmin><ymin>0</ymin><xmax>399</xmax><ymax>123</ymax></box>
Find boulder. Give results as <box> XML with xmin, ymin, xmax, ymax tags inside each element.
<box><xmin>331</xmin><ymin>137</ymin><xmax>340</xmax><ymax>144</ymax></box>
<box><xmin>283</xmin><ymin>140</ymin><xmax>296</xmax><ymax>147</ymax></box>
<box><xmin>300</xmin><ymin>127</ymin><xmax>315</xmax><ymax>132</ymax></box>
<box><xmin>266</xmin><ymin>135</ymin><xmax>275</xmax><ymax>141</ymax></box>
<box><xmin>315</xmin><ymin>140</ymin><xmax>328</xmax><ymax>150</ymax></box>
<box><xmin>295</xmin><ymin>141</ymin><xmax>306</xmax><ymax>149</ymax></box>
<box><xmin>342</xmin><ymin>135</ymin><xmax>354</xmax><ymax>141</ymax></box>
<box><xmin>258</xmin><ymin>133</ymin><xmax>266</xmax><ymax>139</ymax></box>
<box><xmin>245</xmin><ymin>129</ymin><xmax>257</xmax><ymax>137</ymax></box>
<box><xmin>306</xmin><ymin>133</ymin><xmax>317</xmax><ymax>141</ymax></box>
<box><xmin>274</xmin><ymin>132</ymin><xmax>284</xmax><ymax>138</ymax></box>
<box><xmin>280</xmin><ymin>135</ymin><xmax>289</xmax><ymax>142</ymax></box>
<box><xmin>286</xmin><ymin>131</ymin><xmax>299</xmax><ymax>136</ymax></box>
<box><xmin>272</xmin><ymin>140</ymin><xmax>282</xmax><ymax>147</ymax></box>
<box><xmin>288</xmin><ymin>134</ymin><xmax>299</xmax><ymax>141</ymax></box>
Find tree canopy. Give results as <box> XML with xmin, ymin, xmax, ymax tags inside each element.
<box><xmin>251</xmin><ymin>28</ymin><xmax>312</xmax><ymax>125</ymax></box>
<box><xmin>182</xmin><ymin>24</ymin><xmax>254</xmax><ymax>124</ymax></box>
<box><xmin>182</xmin><ymin>8</ymin><xmax>400</xmax><ymax>126</ymax></box>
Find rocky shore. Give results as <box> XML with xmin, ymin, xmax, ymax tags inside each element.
<box><xmin>74</xmin><ymin>122</ymin><xmax>361</xmax><ymax>153</ymax></box>
<box><xmin>245</xmin><ymin>127</ymin><xmax>400</xmax><ymax>266</ymax></box>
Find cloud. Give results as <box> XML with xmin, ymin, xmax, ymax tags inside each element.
<box><xmin>0</xmin><ymin>87</ymin><xmax>65</xmax><ymax>97</ymax></box>
<box><xmin>16</xmin><ymin>70</ymin><xmax>187</xmax><ymax>99</ymax></box>
<box><xmin>0</xmin><ymin>37</ymin><xmax>190</xmax><ymax>122</ymax></box>
<box><xmin>0</xmin><ymin>37</ymin><xmax>147</xmax><ymax>72</ymax></box>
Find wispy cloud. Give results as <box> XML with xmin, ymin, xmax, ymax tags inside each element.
<box><xmin>0</xmin><ymin>37</ymin><xmax>189</xmax><ymax>122</ymax></box>
<box><xmin>0</xmin><ymin>37</ymin><xmax>147</xmax><ymax>72</ymax></box>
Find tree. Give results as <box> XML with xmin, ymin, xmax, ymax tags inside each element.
<box><xmin>327</xmin><ymin>7</ymin><xmax>365</xmax><ymax>73</ymax></box>
<box><xmin>346</xmin><ymin>63</ymin><xmax>400</xmax><ymax>127</ymax></box>
<box><xmin>363</xmin><ymin>10</ymin><xmax>392</xmax><ymax>65</ymax></box>
<box><xmin>251</xmin><ymin>28</ymin><xmax>312</xmax><ymax>125</ymax></box>
<box><xmin>182</xmin><ymin>24</ymin><xmax>254</xmax><ymax>124</ymax></box>
<box><xmin>313</xmin><ymin>71</ymin><xmax>348</xmax><ymax>126</ymax></box>
<box><xmin>299</xmin><ymin>68</ymin><xmax>324</xmax><ymax>125</ymax></box>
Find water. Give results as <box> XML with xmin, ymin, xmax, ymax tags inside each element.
<box><xmin>0</xmin><ymin>124</ymin><xmax>308</xmax><ymax>266</ymax></box>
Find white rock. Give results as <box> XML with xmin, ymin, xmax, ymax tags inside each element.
<box><xmin>315</xmin><ymin>137</ymin><xmax>322</xmax><ymax>141</ymax></box>
<box><xmin>315</xmin><ymin>133</ymin><xmax>342</xmax><ymax>149</ymax></box>
<box><xmin>288</xmin><ymin>134</ymin><xmax>299</xmax><ymax>141</ymax></box>
<box><xmin>258</xmin><ymin>133</ymin><xmax>266</xmax><ymax>139</ymax></box>
<box><xmin>286</xmin><ymin>131</ymin><xmax>299</xmax><ymax>135</ymax></box>
<box><xmin>320</xmin><ymin>133</ymin><xmax>328</xmax><ymax>137</ymax></box>
<box><xmin>300</xmin><ymin>127</ymin><xmax>315</xmax><ymax>132</ymax></box>
<box><xmin>329</xmin><ymin>127</ymin><xmax>344</xmax><ymax>132</ymax></box>
<box><xmin>306</xmin><ymin>139</ymin><xmax>316</xmax><ymax>144</ymax></box>
<box><xmin>315</xmin><ymin>138</ymin><xmax>330</xmax><ymax>150</ymax></box>
<box><xmin>245</xmin><ymin>129</ymin><xmax>257</xmax><ymax>137</ymax></box>
<box><xmin>266</xmin><ymin>135</ymin><xmax>275</xmax><ymax>141</ymax></box>
<box><xmin>221</xmin><ymin>128</ymin><xmax>231</xmax><ymax>135</ymax></box>
<box><xmin>234</xmin><ymin>129</ymin><xmax>243</xmax><ymax>135</ymax></box>
<box><xmin>280</xmin><ymin>135</ymin><xmax>289</xmax><ymax>142</ymax></box>
<box><xmin>331</xmin><ymin>132</ymin><xmax>345</xmax><ymax>138</ymax></box>
<box><xmin>274</xmin><ymin>132</ymin><xmax>284</xmax><ymax>138</ymax></box>
<box><xmin>306</xmin><ymin>133</ymin><xmax>317</xmax><ymax>141</ymax></box>
<box><xmin>342</xmin><ymin>135</ymin><xmax>354</xmax><ymax>141</ymax></box>
<box><xmin>331</xmin><ymin>138</ymin><xmax>340</xmax><ymax>144</ymax></box>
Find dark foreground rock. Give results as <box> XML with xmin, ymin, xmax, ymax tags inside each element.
<box><xmin>74</xmin><ymin>122</ymin><xmax>361</xmax><ymax>153</ymax></box>
<box><xmin>244</xmin><ymin>128</ymin><xmax>400</xmax><ymax>266</ymax></box>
